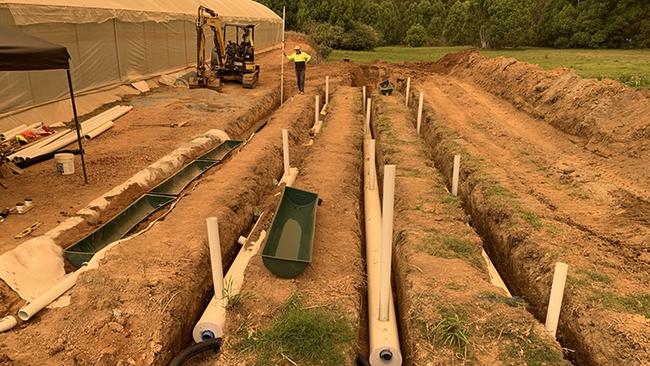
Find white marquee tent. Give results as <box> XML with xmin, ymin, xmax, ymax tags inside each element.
<box><xmin>0</xmin><ymin>0</ymin><xmax>282</xmax><ymax>131</ymax></box>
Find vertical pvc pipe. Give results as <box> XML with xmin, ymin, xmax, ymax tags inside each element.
<box><xmin>405</xmin><ymin>77</ymin><xmax>411</xmax><ymax>107</ymax></box>
<box><xmin>206</xmin><ymin>217</ymin><xmax>224</xmax><ymax>301</ymax></box>
<box><xmin>282</xmin><ymin>128</ymin><xmax>290</xmax><ymax>176</ymax></box>
<box><xmin>379</xmin><ymin>165</ymin><xmax>396</xmax><ymax>321</ymax></box>
<box><xmin>452</xmin><ymin>154</ymin><xmax>460</xmax><ymax>196</ymax></box>
<box><xmin>416</xmin><ymin>92</ymin><xmax>424</xmax><ymax>135</ymax></box>
<box><xmin>545</xmin><ymin>262</ymin><xmax>569</xmax><ymax>338</ymax></box>
<box><xmin>366</xmin><ymin>98</ymin><xmax>372</xmax><ymax>135</ymax></box>
<box><xmin>315</xmin><ymin>95</ymin><xmax>320</xmax><ymax>125</ymax></box>
<box><xmin>325</xmin><ymin>76</ymin><xmax>330</xmax><ymax>105</ymax></box>
<box><xmin>362</xmin><ymin>86</ymin><xmax>367</xmax><ymax>113</ymax></box>
<box><xmin>280</xmin><ymin>7</ymin><xmax>285</xmax><ymax>104</ymax></box>
<box><xmin>369</xmin><ymin>139</ymin><xmax>376</xmax><ymax>190</ymax></box>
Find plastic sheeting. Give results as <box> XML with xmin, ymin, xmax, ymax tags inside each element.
<box><xmin>0</xmin><ymin>0</ymin><xmax>281</xmax><ymax>130</ymax></box>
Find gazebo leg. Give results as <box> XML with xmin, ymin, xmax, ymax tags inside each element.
<box><xmin>66</xmin><ymin>69</ymin><xmax>89</xmax><ymax>184</ymax></box>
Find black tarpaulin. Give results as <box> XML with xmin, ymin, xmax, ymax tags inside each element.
<box><xmin>0</xmin><ymin>26</ymin><xmax>70</xmax><ymax>71</ymax></box>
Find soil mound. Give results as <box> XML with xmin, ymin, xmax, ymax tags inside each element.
<box><xmin>434</xmin><ymin>51</ymin><xmax>650</xmax><ymax>158</ymax></box>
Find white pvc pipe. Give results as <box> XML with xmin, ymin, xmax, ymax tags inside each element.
<box><xmin>19</xmin><ymin>270</ymin><xmax>83</xmax><ymax>321</ymax></box>
<box><xmin>84</xmin><ymin>121</ymin><xmax>114</xmax><ymax>140</ymax></box>
<box><xmin>325</xmin><ymin>76</ymin><xmax>330</xmax><ymax>105</ymax></box>
<box><xmin>279</xmin><ymin>167</ymin><xmax>299</xmax><ymax>187</ymax></box>
<box><xmin>362</xmin><ymin>86</ymin><xmax>367</xmax><ymax>113</ymax></box>
<box><xmin>206</xmin><ymin>217</ymin><xmax>224</xmax><ymax>303</ymax></box>
<box><xmin>1</xmin><ymin>124</ymin><xmax>28</xmax><ymax>140</ymax></box>
<box><xmin>545</xmin><ymin>262</ymin><xmax>568</xmax><ymax>338</ymax></box>
<box><xmin>369</xmin><ymin>139</ymin><xmax>376</xmax><ymax>191</ymax></box>
<box><xmin>363</xmin><ymin>137</ymin><xmax>402</xmax><ymax>366</ymax></box>
<box><xmin>0</xmin><ymin>316</ymin><xmax>17</xmax><ymax>333</ymax></box>
<box><xmin>282</xmin><ymin>128</ymin><xmax>290</xmax><ymax>176</ymax></box>
<box><xmin>416</xmin><ymin>92</ymin><xmax>424</xmax><ymax>135</ymax></box>
<box><xmin>315</xmin><ymin>95</ymin><xmax>320</xmax><ymax>125</ymax></box>
<box><xmin>452</xmin><ymin>154</ymin><xmax>460</xmax><ymax>196</ymax></box>
<box><xmin>481</xmin><ymin>249</ymin><xmax>511</xmax><ymax>297</ymax></box>
<box><xmin>311</xmin><ymin>121</ymin><xmax>323</xmax><ymax>136</ymax></box>
<box><xmin>280</xmin><ymin>6</ymin><xmax>285</xmax><ymax>104</ymax></box>
<box><xmin>365</xmin><ymin>98</ymin><xmax>372</xmax><ymax>135</ymax></box>
<box><xmin>405</xmin><ymin>77</ymin><xmax>411</xmax><ymax>107</ymax></box>
<box><xmin>194</xmin><ymin>230</ymin><xmax>267</xmax><ymax>342</ymax></box>
<box><xmin>379</xmin><ymin>165</ymin><xmax>396</xmax><ymax>322</ymax></box>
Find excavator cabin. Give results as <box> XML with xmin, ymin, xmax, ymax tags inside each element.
<box><xmin>190</xmin><ymin>6</ymin><xmax>260</xmax><ymax>90</ymax></box>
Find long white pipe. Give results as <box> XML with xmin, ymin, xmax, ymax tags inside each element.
<box><xmin>452</xmin><ymin>154</ymin><xmax>461</xmax><ymax>196</ymax></box>
<box><xmin>280</xmin><ymin>6</ymin><xmax>285</xmax><ymax>104</ymax></box>
<box><xmin>193</xmin><ymin>231</ymin><xmax>267</xmax><ymax>342</ymax></box>
<box><xmin>405</xmin><ymin>77</ymin><xmax>411</xmax><ymax>107</ymax></box>
<box><xmin>364</xmin><ymin>137</ymin><xmax>402</xmax><ymax>366</ymax></box>
<box><xmin>315</xmin><ymin>95</ymin><xmax>320</xmax><ymax>125</ymax></box>
<box><xmin>0</xmin><ymin>316</ymin><xmax>17</xmax><ymax>333</ymax></box>
<box><xmin>279</xmin><ymin>167</ymin><xmax>299</xmax><ymax>187</ymax></box>
<box><xmin>19</xmin><ymin>269</ymin><xmax>83</xmax><ymax>321</ymax></box>
<box><xmin>282</xmin><ymin>128</ymin><xmax>290</xmax><ymax>176</ymax></box>
<box><xmin>416</xmin><ymin>92</ymin><xmax>424</xmax><ymax>135</ymax></box>
<box><xmin>206</xmin><ymin>217</ymin><xmax>224</xmax><ymax>304</ymax></box>
<box><xmin>365</xmin><ymin>98</ymin><xmax>372</xmax><ymax>134</ymax></box>
<box><xmin>379</xmin><ymin>165</ymin><xmax>396</xmax><ymax>322</ymax></box>
<box><xmin>362</xmin><ymin>86</ymin><xmax>367</xmax><ymax>113</ymax></box>
<box><xmin>369</xmin><ymin>139</ymin><xmax>376</xmax><ymax>190</ymax></box>
<box><xmin>545</xmin><ymin>262</ymin><xmax>568</xmax><ymax>338</ymax></box>
<box><xmin>1</xmin><ymin>124</ymin><xmax>28</xmax><ymax>140</ymax></box>
<box><xmin>84</xmin><ymin>121</ymin><xmax>114</xmax><ymax>140</ymax></box>
<box><xmin>325</xmin><ymin>76</ymin><xmax>330</xmax><ymax>105</ymax></box>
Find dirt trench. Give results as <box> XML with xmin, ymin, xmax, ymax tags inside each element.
<box><xmin>0</xmin><ymin>78</ymin><xmax>335</xmax><ymax>365</ymax></box>
<box><xmin>408</xmin><ymin>82</ymin><xmax>650</xmax><ymax>365</ymax></box>
<box><xmin>188</xmin><ymin>84</ymin><xmax>366</xmax><ymax>365</ymax></box>
<box><xmin>372</xmin><ymin>94</ymin><xmax>565</xmax><ymax>365</ymax></box>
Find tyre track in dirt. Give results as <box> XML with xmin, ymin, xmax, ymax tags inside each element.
<box><xmin>409</xmin><ymin>78</ymin><xmax>650</xmax><ymax>365</ymax></box>
<box><xmin>196</xmin><ymin>85</ymin><xmax>365</xmax><ymax>365</ymax></box>
<box><xmin>374</xmin><ymin>94</ymin><xmax>565</xmax><ymax>365</ymax></box>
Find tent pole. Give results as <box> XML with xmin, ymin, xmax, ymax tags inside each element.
<box><xmin>66</xmin><ymin>69</ymin><xmax>89</xmax><ymax>184</ymax></box>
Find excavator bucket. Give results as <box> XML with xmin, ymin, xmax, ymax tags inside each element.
<box><xmin>242</xmin><ymin>71</ymin><xmax>259</xmax><ymax>89</ymax></box>
<box><xmin>189</xmin><ymin>76</ymin><xmax>222</xmax><ymax>91</ymax></box>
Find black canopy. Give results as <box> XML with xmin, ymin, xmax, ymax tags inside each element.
<box><xmin>0</xmin><ymin>26</ymin><xmax>70</xmax><ymax>71</ymax></box>
<box><xmin>0</xmin><ymin>26</ymin><xmax>88</xmax><ymax>183</ymax></box>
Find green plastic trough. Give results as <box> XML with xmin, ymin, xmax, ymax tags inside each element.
<box><xmin>64</xmin><ymin>193</ymin><xmax>175</xmax><ymax>268</ymax></box>
<box><xmin>197</xmin><ymin>140</ymin><xmax>242</xmax><ymax>162</ymax></box>
<box><xmin>150</xmin><ymin>160</ymin><xmax>218</xmax><ymax>196</ymax></box>
<box><xmin>262</xmin><ymin>186</ymin><xmax>319</xmax><ymax>278</ymax></box>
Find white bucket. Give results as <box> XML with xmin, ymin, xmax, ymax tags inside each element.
<box><xmin>54</xmin><ymin>153</ymin><xmax>75</xmax><ymax>175</ymax></box>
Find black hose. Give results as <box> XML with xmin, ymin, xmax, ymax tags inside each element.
<box><xmin>168</xmin><ymin>338</ymin><xmax>223</xmax><ymax>366</ymax></box>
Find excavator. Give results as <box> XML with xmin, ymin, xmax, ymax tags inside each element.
<box><xmin>190</xmin><ymin>6</ymin><xmax>260</xmax><ymax>90</ymax></box>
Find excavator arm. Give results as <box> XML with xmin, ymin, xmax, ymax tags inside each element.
<box><xmin>193</xmin><ymin>6</ymin><xmax>225</xmax><ymax>89</ymax></box>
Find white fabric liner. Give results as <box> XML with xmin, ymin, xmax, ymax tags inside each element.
<box><xmin>0</xmin><ymin>0</ymin><xmax>282</xmax><ymax>131</ymax></box>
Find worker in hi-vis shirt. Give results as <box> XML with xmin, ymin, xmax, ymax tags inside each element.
<box><xmin>284</xmin><ymin>45</ymin><xmax>311</xmax><ymax>94</ymax></box>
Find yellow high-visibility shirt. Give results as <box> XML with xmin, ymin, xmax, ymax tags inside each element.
<box><xmin>287</xmin><ymin>52</ymin><xmax>311</xmax><ymax>63</ymax></box>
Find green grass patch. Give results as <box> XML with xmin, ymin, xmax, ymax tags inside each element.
<box><xmin>236</xmin><ymin>295</ymin><xmax>354</xmax><ymax>366</ymax></box>
<box><xmin>485</xmin><ymin>317</ymin><xmax>564</xmax><ymax>366</ymax></box>
<box><xmin>330</xmin><ymin>46</ymin><xmax>650</xmax><ymax>89</ymax></box>
<box><xmin>486</xmin><ymin>184</ymin><xmax>517</xmax><ymax>199</ymax></box>
<box><xmin>420</xmin><ymin>234</ymin><xmax>484</xmax><ymax>269</ymax></box>
<box><xmin>441</xmin><ymin>195</ymin><xmax>461</xmax><ymax>205</ymax></box>
<box><xmin>479</xmin><ymin>291</ymin><xmax>527</xmax><ymax>308</ymax></box>
<box><xmin>434</xmin><ymin>308</ymin><xmax>471</xmax><ymax>357</ymax></box>
<box><xmin>519</xmin><ymin>209</ymin><xmax>543</xmax><ymax>230</ymax></box>
<box><xmin>590</xmin><ymin>291</ymin><xmax>650</xmax><ymax>318</ymax></box>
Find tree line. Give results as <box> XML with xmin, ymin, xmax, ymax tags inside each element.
<box><xmin>259</xmin><ymin>0</ymin><xmax>650</xmax><ymax>52</ymax></box>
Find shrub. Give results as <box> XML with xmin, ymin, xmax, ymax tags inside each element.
<box><xmin>339</xmin><ymin>23</ymin><xmax>381</xmax><ymax>51</ymax></box>
<box><xmin>405</xmin><ymin>23</ymin><xmax>428</xmax><ymax>47</ymax></box>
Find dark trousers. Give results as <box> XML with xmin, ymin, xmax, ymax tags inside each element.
<box><xmin>295</xmin><ymin>64</ymin><xmax>306</xmax><ymax>92</ymax></box>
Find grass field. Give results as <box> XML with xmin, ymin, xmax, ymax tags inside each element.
<box><xmin>330</xmin><ymin>47</ymin><xmax>650</xmax><ymax>88</ymax></box>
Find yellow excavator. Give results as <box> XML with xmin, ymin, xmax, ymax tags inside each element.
<box><xmin>190</xmin><ymin>6</ymin><xmax>260</xmax><ymax>90</ymax></box>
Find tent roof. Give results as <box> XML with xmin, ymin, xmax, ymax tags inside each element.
<box><xmin>0</xmin><ymin>25</ymin><xmax>69</xmax><ymax>71</ymax></box>
<box><xmin>0</xmin><ymin>0</ymin><xmax>282</xmax><ymax>25</ymax></box>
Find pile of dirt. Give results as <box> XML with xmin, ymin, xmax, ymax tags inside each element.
<box><xmin>433</xmin><ymin>51</ymin><xmax>650</xmax><ymax>158</ymax></box>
